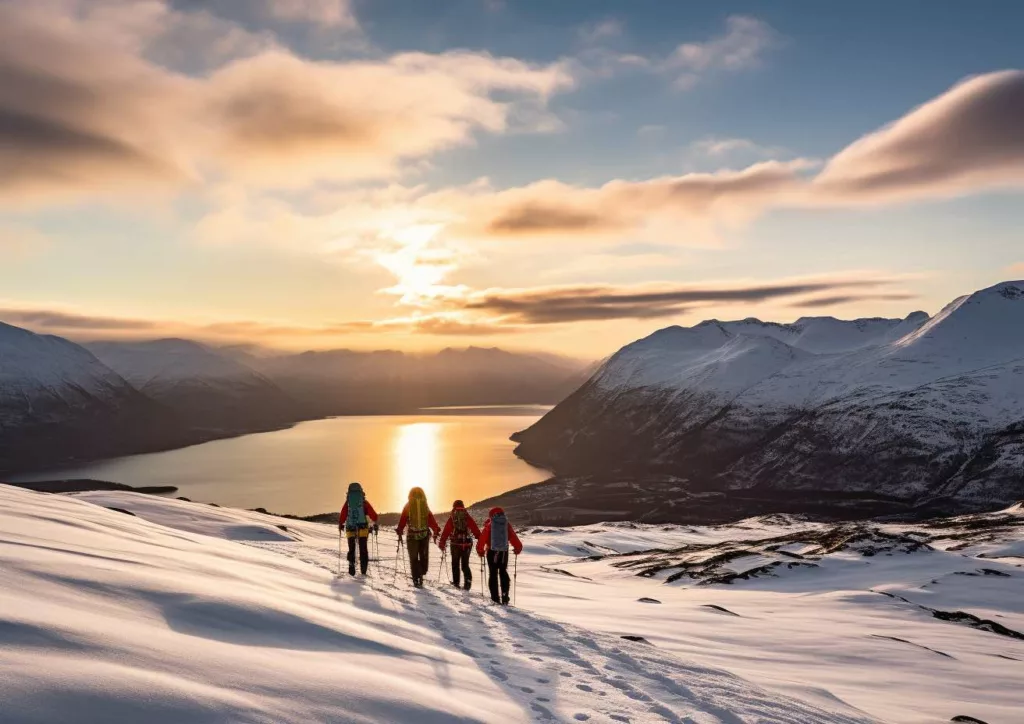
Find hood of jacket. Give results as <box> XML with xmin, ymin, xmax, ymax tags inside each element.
<box><xmin>488</xmin><ymin>507</ymin><xmax>505</xmax><ymax>518</ymax></box>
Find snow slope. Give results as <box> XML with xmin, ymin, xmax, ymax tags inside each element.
<box><xmin>513</xmin><ymin>281</ymin><xmax>1024</xmax><ymax>513</ymax></box>
<box><xmin>0</xmin><ymin>485</ymin><xmax>880</xmax><ymax>723</ymax></box>
<box><xmin>514</xmin><ymin>512</ymin><xmax>1024</xmax><ymax>724</ymax></box>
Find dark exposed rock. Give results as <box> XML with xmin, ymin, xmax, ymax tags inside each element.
<box><xmin>701</xmin><ymin>604</ymin><xmax>740</xmax><ymax>617</ymax></box>
<box><xmin>637</xmin><ymin>598</ymin><xmax>661</xmax><ymax>604</ymax></box>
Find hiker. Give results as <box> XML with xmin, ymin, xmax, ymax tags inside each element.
<box><xmin>338</xmin><ymin>482</ymin><xmax>379</xmax><ymax>576</ymax></box>
<box><xmin>476</xmin><ymin>507</ymin><xmax>522</xmax><ymax>605</ymax></box>
<box><xmin>437</xmin><ymin>499</ymin><xmax>482</xmax><ymax>590</ymax></box>
<box><xmin>396</xmin><ymin>487</ymin><xmax>440</xmax><ymax>588</ymax></box>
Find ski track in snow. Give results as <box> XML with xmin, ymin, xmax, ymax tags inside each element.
<box><xmin>249</xmin><ymin>535</ymin><xmax>874</xmax><ymax>724</ymax></box>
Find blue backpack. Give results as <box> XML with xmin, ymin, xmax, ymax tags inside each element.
<box><xmin>345</xmin><ymin>483</ymin><xmax>367</xmax><ymax>530</ymax></box>
<box><xmin>489</xmin><ymin>512</ymin><xmax>509</xmax><ymax>552</ymax></box>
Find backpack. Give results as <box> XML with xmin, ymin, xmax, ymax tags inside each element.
<box><xmin>489</xmin><ymin>512</ymin><xmax>509</xmax><ymax>552</ymax></box>
<box><xmin>345</xmin><ymin>484</ymin><xmax>366</xmax><ymax>530</ymax></box>
<box><xmin>408</xmin><ymin>489</ymin><xmax>430</xmax><ymax>540</ymax></box>
<box><xmin>451</xmin><ymin>509</ymin><xmax>470</xmax><ymax>545</ymax></box>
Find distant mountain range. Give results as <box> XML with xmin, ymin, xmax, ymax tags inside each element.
<box><xmin>511</xmin><ymin>281</ymin><xmax>1024</xmax><ymax>521</ymax></box>
<box><xmin>0</xmin><ymin>326</ymin><xmax>587</xmax><ymax>474</ymax></box>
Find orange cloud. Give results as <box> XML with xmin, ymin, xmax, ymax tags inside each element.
<box><xmin>0</xmin><ymin>2</ymin><xmax>573</xmax><ymax>204</ymax></box>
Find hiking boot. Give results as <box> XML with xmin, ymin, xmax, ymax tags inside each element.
<box><xmin>501</xmin><ymin>594</ymin><xmax>510</xmax><ymax>605</ymax></box>
<box><xmin>452</xmin><ymin>582</ymin><xmax>462</xmax><ymax>590</ymax></box>
<box><xmin>463</xmin><ymin>581</ymin><xmax>472</xmax><ymax>591</ymax></box>
<box><xmin>348</xmin><ymin>564</ymin><xmax>356</xmax><ymax>576</ymax></box>
<box><xmin>490</xmin><ymin>595</ymin><xmax>501</xmax><ymax>604</ymax></box>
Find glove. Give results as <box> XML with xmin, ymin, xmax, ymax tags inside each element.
<box><xmin>372</xmin><ymin>523</ymin><xmax>379</xmax><ymax>534</ymax></box>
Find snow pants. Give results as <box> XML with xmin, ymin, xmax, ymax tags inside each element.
<box><xmin>450</xmin><ymin>544</ymin><xmax>472</xmax><ymax>588</ymax></box>
<box><xmin>347</xmin><ymin>533</ymin><xmax>369</xmax><ymax>574</ymax></box>
<box><xmin>487</xmin><ymin>549</ymin><xmax>510</xmax><ymax>603</ymax></box>
<box><xmin>407</xmin><ymin>535</ymin><xmax>430</xmax><ymax>581</ymax></box>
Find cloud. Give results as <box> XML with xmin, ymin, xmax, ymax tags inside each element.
<box><xmin>436</xmin><ymin>70</ymin><xmax>1024</xmax><ymax>245</ymax></box>
<box><xmin>265</xmin><ymin>0</ymin><xmax>356</xmax><ymax>28</ymax></box>
<box><xmin>578</xmin><ymin>19</ymin><xmax>623</xmax><ymax>45</ymax></box>
<box><xmin>466</xmin><ymin>160</ymin><xmax>814</xmax><ymax>240</ymax></box>
<box><xmin>664</xmin><ymin>15</ymin><xmax>779</xmax><ymax>89</ymax></box>
<box><xmin>441</xmin><ymin>277</ymin><xmax>906</xmax><ymax>325</ymax></box>
<box><xmin>786</xmin><ymin>293</ymin><xmax>917</xmax><ymax>309</ymax></box>
<box><xmin>816</xmin><ymin>70</ymin><xmax>1024</xmax><ymax>202</ymax></box>
<box><xmin>0</xmin><ymin>308</ymin><xmax>160</xmax><ymax>332</ymax></box>
<box><xmin>691</xmin><ymin>136</ymin><xmax>788</xmax><ymax>159</ymax></box>
<box><xmin>0</xmin><ymin>2</ymin><xmax>574</xmax><ymax>203</ymax></box>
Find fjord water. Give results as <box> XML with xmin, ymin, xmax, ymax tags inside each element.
<box><xmin>11</xmin><ymin>406</ymin><xmax>550</xmax><ymax>516</ymax></box>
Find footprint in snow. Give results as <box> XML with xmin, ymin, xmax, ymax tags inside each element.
<box><xmin>489</xmin><ymin>668</ymin><xmax>508</xmax><ymax>682</ymax></box>
<box><xmin>576</xmin><ymin>684</ymin><xmax>593</xmax><ymax>693</ymax></box>
<box><xmin>530</xmin><ymin>656</ymin><xmax>544</xmax><ymax>662</ymax></box>
<box><xmin>573</xmin><ymin>715</ymin><xmax>590</xmax><ymax>722</ymax></box>
<box><xmin>536</xmin><ymin>677</ymin><xmax>550</xmax><ymax>683</ymax></box>
<box><xmin>520</xmin><ymin>687</ymin><xmax>533</xmax><ymax>693</ymax></box>
<box><xmin>559</xmin><ymin>671</ymin><xmax>572</xmax><ymax>678</ymax></box>
<box><xmin>530</xmin><ymin>702</ymin><xmax>554</xmax><ymax>720</ymax></box>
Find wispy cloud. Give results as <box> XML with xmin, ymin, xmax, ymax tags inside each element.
<box><xmin>438</xmin><ymin>276</ymin><xmax>911</xmax><ymax>325</ymax></box>
<box><xmin>265</xmin><ymin>0</ymin><xmax>357</xmax><ymax>29</ymax></box>
<box><xmin>664</xmin><ymin>15</ymin><xmax>779</xmax><ymax>89</ymax></box>
<box><xmin>691</xmin><ymin>136</ymin><xmax>788</xmax><ymax>159</ymax></box>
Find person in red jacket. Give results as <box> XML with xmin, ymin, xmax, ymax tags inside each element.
<box><xmin>338</xmin><ymin>482</ymin><xmax>379</xmax><ymax>576</ymax></box>
<box><xmin>438</xmin><ymin>499</ymin><xmax>482</xmax><ymax>591</ymax></box>
<box><xmin>396</xmin><ymin>487</ymin><xmax>440</xmax><ymax>588</ymax></box>
<box><xmin>476</xmin><ymin>506</ymin><xmax>523</xmax><ymax>605</ymax></box>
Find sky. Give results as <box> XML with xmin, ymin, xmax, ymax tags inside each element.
<box><xmin>1</xmin><ymin>0</ymin><xmax>1023</xmax><ymax>359</ymax></box>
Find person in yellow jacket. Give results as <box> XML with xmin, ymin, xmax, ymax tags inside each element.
<box><xmin>396</xmin><ymin>487</ymin><xmax>440</xmax><ymax>588</ymax></box>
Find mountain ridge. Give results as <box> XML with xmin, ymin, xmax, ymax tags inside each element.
<box><xmin>512</xmin><ymin>280</ymin><xmax>1024</xmax><ymax>519</ymax></box>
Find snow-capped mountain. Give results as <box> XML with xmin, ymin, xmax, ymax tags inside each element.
<box><xmin>512</xmin><ymin>281</ymin><xmax>1024</xmax><ymax>516</ymax></box>
<box><xmin>86</xmin><ymin>339</ymin><xmax>302</xmax><ymax>432</ymax></box>
<box><xmin>0</xmin><ymin>323</ymin><xmax>188</xmax><ymax>473</ymax></box>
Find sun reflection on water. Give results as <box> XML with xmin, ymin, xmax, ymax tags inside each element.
<box><xmin>392</xmin><ymin>422</ymin><xmax>441</xmax><ymax>509</ymax></box>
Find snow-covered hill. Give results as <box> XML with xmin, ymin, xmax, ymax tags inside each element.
<box><xmin>0</xmin><ymin>485</ymin><xmax>887</xmax><ymax>723</ymax></box>
<box><xmin>87</xmin><ymin>339</ymin><xmax>301</xmax><ymax>432</ymax></box>
<box><xmin>513</xmin><ymin>281</ymin><xmax>1024</xmax><ymax>516</ymax></box>
<box><xmin>0</xmin><ymin>324</ymin><xmax>187</xmax><ymax>473</ymax></box>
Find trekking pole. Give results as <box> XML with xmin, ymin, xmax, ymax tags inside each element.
<box><xmin>479</xmin><ymin>555</ymin><xmax>485</xmax><ymax>599</ymax></box>
<box><xmin>437</xmin><ymin>547</ymin><xmax>447</xmax><ymax>583</ymax></box>
<box><xmin>513</xmin><ymin>553</ymin><xmax>518</xmax><ymax>607</ymax></box>
<box><xmin>393</xmin><ymin>536</ymin><xmax>402</xmax><ymax>584</ymax></box>
<box><xmin>337</xmin><ymin>530</ymin><xmax>343</xmax><ymax>577</ymax></box>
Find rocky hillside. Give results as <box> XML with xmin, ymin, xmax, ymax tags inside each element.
<box><xmin>512</xmin><ymin>281</ymin><xmax>1024</xmax><ymax>518</ymax></box>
